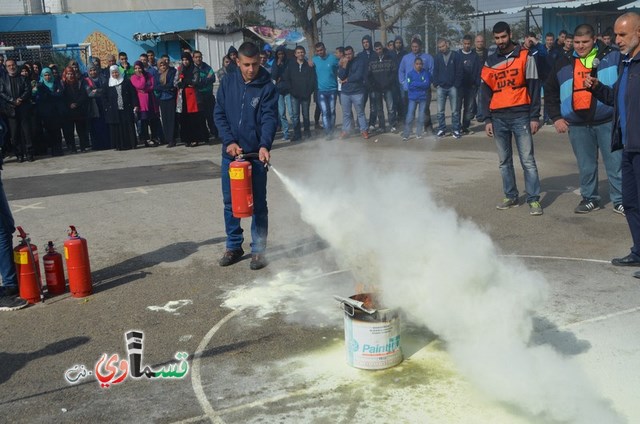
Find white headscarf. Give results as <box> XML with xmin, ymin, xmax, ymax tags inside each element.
<box><xmin>108</xmin><ymin>65</ymin><xmax>124</xmax><ymax>87</ymax></box>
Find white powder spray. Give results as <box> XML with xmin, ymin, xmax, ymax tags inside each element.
<box><xmin>268</xmin><ymin>149</ymin><xmax>623</xmax><ymax>424</ymax></box>
<box><xmin>221</xmin><ymin>268</ymin><xmax>351</xmax><ymax>323</ymax></box>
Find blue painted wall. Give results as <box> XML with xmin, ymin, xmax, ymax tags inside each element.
<box><xmin>0</xmin><ymin>9</ymin><xmax>205</xmax><ymax>60</ymax></box>
<box><xmin>542</xmin><ymin>1</ymin><xmax>639</xmax><ymax>38</ymax></box>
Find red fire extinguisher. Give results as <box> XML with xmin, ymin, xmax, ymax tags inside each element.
<box><xmin>14</xmin><ymin>226</ymin><xmax>44</xmax><ymax>304</ymax></box>
<box><xmin>64</xmin><ymin>226</ymin><xmax>92</xmax><ymax>298</ymax></box>
<box><xmin>229</xmin><ymin>156</ymin><xmax>254</xmax><ymax>218</ymax></box>
<box><xmin>43</xmin><ymin>241</ymin><xmax>66</xmax><ymax>296</ymax></box>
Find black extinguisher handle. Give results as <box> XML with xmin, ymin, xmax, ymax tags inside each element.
<box><xmin>236</xmin><ymin>152</ymin><xmax>269</xmax><ymax>170</ymax></box>
<box><xmin>236</xmin><ymin>152</ymin><xmax>260</xmax><ymax>160</ymax></box>
<box><xmin>16</xmin><ymin>226</ymin><xmax>27</xmax><ymax>240</ymax></box>
<box><xmin>68</xmin><ymin>225</ymin><xmax>78</xmax><ymax>238</ymax></box>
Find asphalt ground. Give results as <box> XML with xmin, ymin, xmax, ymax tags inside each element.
<box><xmin>0</xmin><ymin>108</ymin><xmax>638</xmax><ymax>424</ymax></box>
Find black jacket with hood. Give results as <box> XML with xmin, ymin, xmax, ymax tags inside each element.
<box><xmin>270</xmin><ymin>46</ymin><xmax>290</xmax><ymax>96</ymax></box>
<box><xmin>368</xmin><ymin>51</ymin><xmax>397</xmax><ymax>91</ymax></box>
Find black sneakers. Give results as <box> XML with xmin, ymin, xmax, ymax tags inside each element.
<box><xmin>0</xmin><ymin>286</ymin><xmax>28</xmax><ymax>312</ymax></box>
<box><xmin>219</xmin><ymin>249</ymin><xmax>267</xmax><ymax>269</ymax></box>
<box><xmin>250</xmin><ymin>254</ymin><xmax>268</xmax><ymax>270</ymax></box>
<box><xmin>575</xmin><ymin>199</ymin><xmax>601</xmax><ymax>214</ymax></box>
<box><xmin>0</xmin><ymin>286</ymin><xmax>19</xmax><ymax>297</ymax></box>
<box><xmin>218</xmin><ymin>249</ymin><xmax>244</xmax><ymax>267</ymax></box>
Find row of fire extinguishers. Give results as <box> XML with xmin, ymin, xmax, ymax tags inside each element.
<box><xmin>13</xmin><ymin>225</ymin><xmax>92</xmax><ymax>304</ymax></box>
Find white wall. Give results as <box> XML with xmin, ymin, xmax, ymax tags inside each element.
<box><xmin>195</xmin><ymin>31</ymin><xmax>244</xmax><ymax>72</ymax></box>
<box><xmin>0</xmin><ymin>0</ymin><xmax>44</xmax><ymax>15</ymax></box>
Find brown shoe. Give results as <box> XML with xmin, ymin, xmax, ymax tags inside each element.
<box><xmin>250</xmin><ymin>254</ymin><xmax>267</xmax><ymax>270</ymax></box>
<box><xmin>361</xmin><ymin>131</ymin><xmax>369</xmax><ymax>139</ymax></box>
<box><xmin>218</xmin><ymin>249</ymin><xmax>244</xmax><ymax>267</ymax></box>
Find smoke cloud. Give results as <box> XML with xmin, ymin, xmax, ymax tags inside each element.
<box><xmin>266</xmin><ymin>144</ymin><xmax>623</xmax><ymax>423</ymax></box>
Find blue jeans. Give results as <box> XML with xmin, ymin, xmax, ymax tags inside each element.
<box><xmin>403</xmin><ymin>100</ymin><xmax>426</xmax><ymax>138</ymax></box>
<box><xmin>341</xmin><ymin>92</ymin><xmax>367</xmax><ymax>132</ymax></box>
<box><xmin>568</xmin><ymin>122</ymin><xmax>622</xmax><ymax>205</ymax></box>
<box><xmin>622</xmin><ymin>151</ymin><xmax>640</xmax><ymax>257</ymax></box>
<box><xmin>373</xmin><ymin>89</ymin><xmax>396</xmax><ymax>130</ymax></box>
<box><xmin>0</xmin><ymin>173</ymin><xmax>17</xmax><ymax>289</ymax></box>
<box><xmin>493</xmin><ymin>116</ymin><xmax>541</xmax><ymax>203</ymax></box>
<box><xmin>221</xmin><ymin>157</ymin><xmax>268</xmax><ymax>254</ymax></box>
<box><xmin>436</xmin><ymin>86</ymin><xmax>461</xmax><ymax>132</ymax></box>
<box><xmin>459</xmin><ymin>85</ymin><xmax>478</xmax><ymax>130</ymax></box>
<box><xmin>290</xmin><ymin>96</ymin><xmax>311</xmax><ymax>140</ymax></box>
<box><xmin>318</xmin><ymin>91</ymin><xmax>337</xmax><ymax>135</ymax></box>
<box><xmin>278</xmin><ymin>94</ymin><xmax>292</xmax><ymax>139</ymax></box>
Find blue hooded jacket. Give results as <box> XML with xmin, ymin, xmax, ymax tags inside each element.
<box><xmin>214</xmin><ymin>66</ymin><xmax>278</xmax><ymax>160</ymax></box>
<box><xmin>406</xmin><ymin>69</ymin><xmax>430</xmax><ymax>101</ymax></box>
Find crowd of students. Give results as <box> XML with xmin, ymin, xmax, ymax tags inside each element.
<box><xmin>0</xmin><ymin>49</ymin><xmax>220</xmax><ymax>162</ymax></box>
<box><xmin>0</xmin><ymin>25</ymin><xmax>625</xmax><ymax>163</ymax></box>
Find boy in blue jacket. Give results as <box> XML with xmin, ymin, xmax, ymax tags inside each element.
<box><xmin>214</xmin><ymin>41</ymin><xmax>278</xmax><ymax>270</ymax></box>
<box><xmin>402</xmin><ymin>57</ymin><xmax>430</xmax><ymax>141</ymax></box>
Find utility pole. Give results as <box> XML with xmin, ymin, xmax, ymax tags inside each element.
<box><xmin>424</xmin><ymin>3</ymin><xmax>429</xmax><ymax>54</ymax></box>
<box><xmin>341</xmin><ymin>0</ymin><xmax>345</xmax><ymax>46</ymax></box>
<box><xmin>272</xmin><ymin>0</ymin><xmax>277</xmax><ymax>26</ymax></box>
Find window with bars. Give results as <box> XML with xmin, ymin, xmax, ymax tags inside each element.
<box><xmin>0</xmin><ymin>30</ymin><xmax>53</xmax><ymax>62</ymax></box>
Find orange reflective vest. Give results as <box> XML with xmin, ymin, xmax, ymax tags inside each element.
<box><xmin>572</xmin><ymin>59</ymin><xmax>593</xmax><ymax>111</ymax></box>
<box><xmin>481</xmin><ymin>49</ymin><xmax>530</xmax><ymax>111</ymax></box>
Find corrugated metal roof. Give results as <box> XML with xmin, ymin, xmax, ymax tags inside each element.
<box><xmin>468</xmin><ymin>0</ymin><xmax>626</xmax><ymax>17</ymax></box>
<box><xmin>533</xmin><ymin>0</ymin><xmax>617</xmax><ymax>9</ymax></box>
<box><xmin>619</xmin><ymin>0</ymin><xmax>640</xmax><ymax>8</ymax></box>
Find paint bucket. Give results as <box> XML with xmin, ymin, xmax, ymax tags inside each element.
<box><xmin>336</xmin><ymin>293</ymin><xmax>402</xmax><ymax>370</ymax></box>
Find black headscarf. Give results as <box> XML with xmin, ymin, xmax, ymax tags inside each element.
<box><xmin>180</xmin><ymin>52</ymin><xmax>195</xmax><ymax>84</ymax></box>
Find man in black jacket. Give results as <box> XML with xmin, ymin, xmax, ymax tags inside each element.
<box><xmin>368</xmin><ymin>42</ymin><xmax>397</xmax><ymax>133</ymax></box>
<box><xmin>390</xmin><ymin>36</ymin><xmax>407</xmax><ymax>124</ymax></box>
<box><xmin>433</xmin><ymin>38</ymin><xmax>463</xmax><ymax>138</ymax></box>
<box><xmin>0</xmin><ymin>59</ymin><xmax>33</xmax><ymax>162</ymax></box>
<box><xmin>283</xmin><ymin>46</ymin><xmax>317</xmax><ymax>141</ymax></box>
<box><xmin>359</xmin><ymin>35</ymin><xmax>377</xmax><ymax>129</ymax></box>
<box><xmin>459</xmin><ymin>35</ymin><xmax>482</xmax><ymax>134</ymax></box>
<box><xmin>588</xmin><ymin>12</ymin><xmax>640</xmax><ymax>272</ymax></box>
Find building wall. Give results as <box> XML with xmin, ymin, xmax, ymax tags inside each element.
<box><xmin>195</xmin><ymin>0</ymin><xmax>236</xmax><ymax>28</ymax></box>
<box><xmin>0</xmin><ymin>0</ymin><xmax>43</xmax><ymax>15</ymax></box>
<box><xmin>542</xmin><ymin>1</ymin><xmax>639</xmax><ymax>38</ymax></box>
<box><xmin>62</xmin><ymin>0</ymin><xmax>194</xmax><ymax>13</ymax></box>
<box><xmin>0</xmin><ymin>9</ymin><xmax>205</xmax><ymax>63</ymax></box>
<box><xmin>195</xmin><ymin>31</ymin><xmax>244</xmax><ymax>72</ymax></box>
<box><xmin>0</xmin><ymin>0</ymin><xmax>240</xmax><ymax>29</ymax></box>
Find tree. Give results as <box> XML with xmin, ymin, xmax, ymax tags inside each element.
<box><xmin>279</xmin><ymin>0</ymin><xmax>342</xmax><ymax>51</ymax></box>
<box><xmin>509</xmin><ymin>19</ymin><xmax>529</xmax><ymax>42</ymax></box>
<box><xmin>405</xmin><ymin>0</ymin><xmax>474</xmax><ymax>54</ymax></box>
<box><xmin>360</xmin><ymin>0</ymin><xmax>423</xmax><ymax>45</ymax></box>
<box><xmin>228</xmin><ymin>0</ymin><xmax>272</xmax><ymax>28</ymax></box>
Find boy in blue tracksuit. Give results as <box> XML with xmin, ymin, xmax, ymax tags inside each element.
<box><xmin>214</xmin><ymin>41</ymin><xmax>278</xmax><ymax>270</ymax></box>
<box><xmin>402</xmin><ymin>57</ymin><xmax>430</xmax><ymax>140</ymax></box>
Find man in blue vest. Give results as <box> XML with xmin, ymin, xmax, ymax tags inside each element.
<box><xmin>545</xmin><ymin>23</ymin><xmax>622</xmax><ymax>215</ymax></box>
